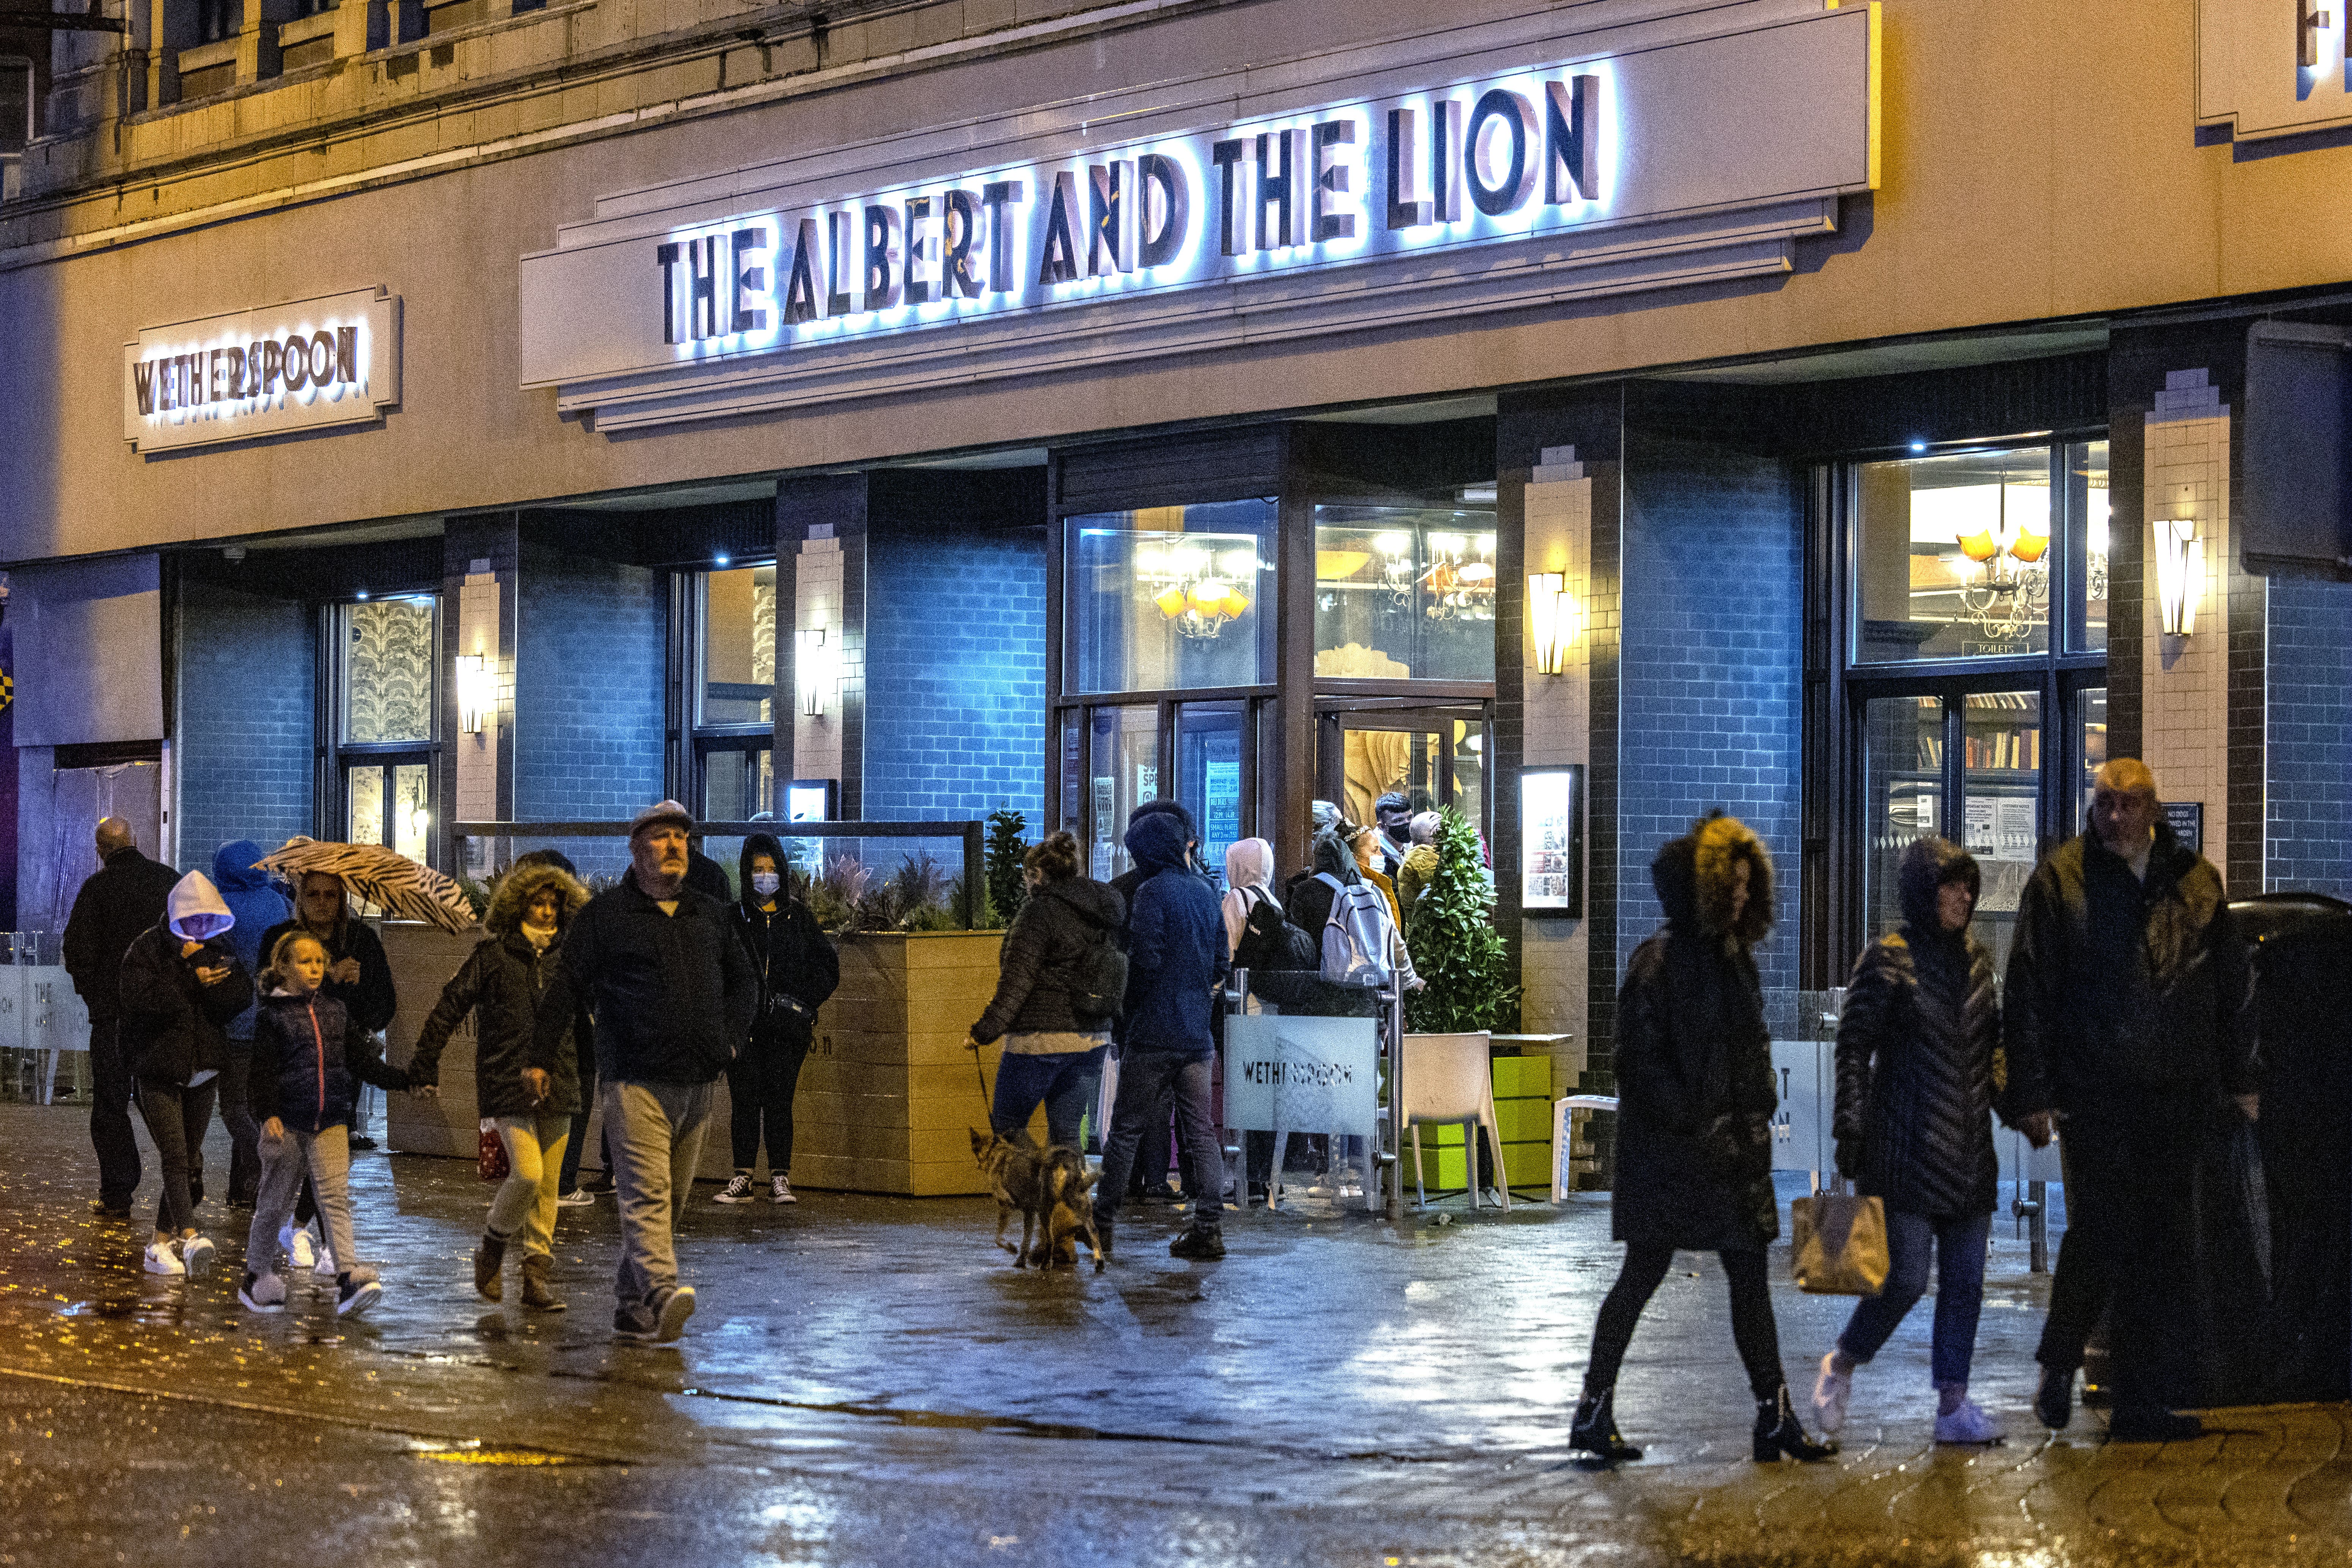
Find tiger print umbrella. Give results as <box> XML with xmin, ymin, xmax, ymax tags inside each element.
<box><xmin>254</xmin><ymin>838</ymin><xmax>479</xmax><ymax>933</ymax></box>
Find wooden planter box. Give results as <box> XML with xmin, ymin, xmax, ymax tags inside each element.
<box><xmin>385</xmin><ymin>923</ymin><xmax>1021</xmax><ymax>1198</ymax></box>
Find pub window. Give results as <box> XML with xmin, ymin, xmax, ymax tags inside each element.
<box><xmin>1064</xmin><ymin>500</ymin><xmax>1274</xmax><ymax>695</ymax></box>
<box><xmin>689</xmin><ymin>562</ymin><xmax>777</xmax><ymax>820</ymax></box>
<box><xmin>1311</xmin><ymin>503</ymin><xmax>1498</xmax><ymax>682</ymax></box>
<box><xmin>331</xmin><ymin>595</ymin><xmax>440</xmax><ymax>867</ymax></box>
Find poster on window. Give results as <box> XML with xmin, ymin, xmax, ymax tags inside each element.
<box><xmin>1520</xmin><ymin>766</ymin><xmax>1585</xmax><ymax>917</ymax></box>
<box><xmin>1203</xmin><ymin>759</ymin><xmax>1240</xmax><ymax>874</ymax></box>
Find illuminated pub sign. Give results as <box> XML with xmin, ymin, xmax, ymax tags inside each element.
<box><xmin>520</xmin><ymin>4</ymin><xmax>1878</xmax><ymax>430</ymax></box>
<box><xmin>121</xmin><ymin>287</ymin><xmax>402</xmax><ymax>453</ymax></box>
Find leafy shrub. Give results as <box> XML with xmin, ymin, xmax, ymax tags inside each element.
<box><xmin>1405</xmin><ymin>808</ymin><xmax>1520</xmax><ymax>1033</ymax></box>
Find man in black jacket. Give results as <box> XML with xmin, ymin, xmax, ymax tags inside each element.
<box><xmin>533</xmin><ymin>801</ymin><xmax>757</xmax><ymax>1343</ymax></box>
<box><xmin>61</xmin><ymin>817</ymin><xmax>181</xmax><ymax>1218</ymax></box>
<box><xmin>2004</xmin><ymin>758</ymin><xmax>2256</xmax><ymax>1442</ymax></box>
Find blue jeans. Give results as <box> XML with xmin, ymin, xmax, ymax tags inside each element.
<box><xmin>990</xmin><ymin>1046</ymin><xmax>1107</xmax><ymax>1149</ymax></box>
<box><xmin>1836</xmin><ymin>1207</ymin><xmax>1992</xmax><ymax>1387</ymax></box>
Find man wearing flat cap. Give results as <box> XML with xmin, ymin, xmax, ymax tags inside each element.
<box><xmin>533</xmin><ymin>801</ymin><xmax>757</xmax><ymax>1343</ymax></box>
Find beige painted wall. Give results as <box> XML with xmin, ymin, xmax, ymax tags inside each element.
<box><xmin>4</xmin><ymin>0</ymin><xmax>2348</xmax><ymax>563</ymax></box>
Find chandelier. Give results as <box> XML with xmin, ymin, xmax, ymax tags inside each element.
<box><xmin>1952</xmin><ymin>489</ymin><xmax>2050</xmax><ymax>642</ymax></box>
<box><xmin>1374</xmin><ymin>530</ymin><xmax>1497</xmax><ymax>621</ymax></box>
<box><xmin>1137</xmin><ymin>538</ymin><xmax>1256</xmax><ymax>640</ymax></box>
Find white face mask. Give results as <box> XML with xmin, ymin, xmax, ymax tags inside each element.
<box><xmin>751</xmin><ymin>872</ymin><xmax>781</xmax><ymax>898</ymax></box>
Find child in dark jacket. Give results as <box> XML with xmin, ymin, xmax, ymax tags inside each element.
<box><xmin>239</xmin><ymin>930</ymin><xmax>408</xmax><ymax>1317</ymax></box>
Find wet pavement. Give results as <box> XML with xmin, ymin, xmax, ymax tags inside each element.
<box><xmin>1</xmin><ymin>1102</ymin><xmax>2347</xmax><ymax>1566</ymax></box>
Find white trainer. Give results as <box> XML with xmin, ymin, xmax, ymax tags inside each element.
<box><xmin>770</xmin><ymin>1175</ymin><xmax>796</xmax><ymax>1205</ymax></box>
<box><xmin>143</xmin><ymin>1241</ymin><xmax>186</xmax><ymax>1276</ymax></box>
<box><xmin>1934</xmin><ymin>1398</ymin><xmax>2006</xmax><ymax>1445</ymax></box>
<box><xmin>289</xmin><ymin>1227</ymin><xmax>317</xmax><ymax>1271</ymax></box>
<box><xmin>181</xmin><ymin>1236</ymin><xmax>217</xmax><ymax>1277</ymax></box>
<box><xmin>314</xmin><ymin>1244</ymin><xmax>338</xmax><ymax>1279</ymax></box>
<box><xmin>1811</xmin><ymin>1351</ymin><xmax>1853</xmax><ymax>1436</ymax></box>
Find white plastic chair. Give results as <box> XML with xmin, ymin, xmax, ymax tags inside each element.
<box><xmin>1398</xmin><ymin>1032</ymin><xmax>1508</xmax><ymax>1211</ymax></box>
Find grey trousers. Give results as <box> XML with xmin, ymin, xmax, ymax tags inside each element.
<box><xmin>604</xmin><ymin>1080</ymin><xmax>714</xmax><ymax>1309</ymax></box>
<box><xmin>246</xmin><ymin>1123</ymin><xmax>355</xmax><ymax>1279</ymax></box>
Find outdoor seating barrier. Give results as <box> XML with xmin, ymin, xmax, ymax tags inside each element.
<box><xmin>1553</xmin><ymin>1095</ymin><xmax>1618</xmax><ymax>1202</ymax></box>
<box><xmin>0</xmin><ymin>933</ymin><xmax>90</xmax><ymax>1106</ymax></box>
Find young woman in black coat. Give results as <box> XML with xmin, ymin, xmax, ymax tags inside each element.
<box><xmin>967</xmin><ymin>831</ymin><xmax>1125</xmax><ymax>1150</ymax></box>
<box><xmin>715</xmin><ymin>833</ymin><xmax>840</xmax><ymax>1206</ymax></box>
<box><xmin>1571</xmin><ymin>814</ymin><xmax>1834</xmax><ymax>1464</ymax></box>
<box><xmin>1811</xmin><ymin>836</ymin><xmax>2006</xmax><ymax>1445</ymax></box>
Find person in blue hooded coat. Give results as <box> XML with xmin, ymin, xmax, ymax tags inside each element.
<box><xmin>211</xmin><ymin>840</ymin><xmax>291</xmax><ymax>1206</ymax></box>
<box><xmin>1093</xmin><ymin>808</ymin><xmax>1229</xmax><ymax>1262</ymax></box>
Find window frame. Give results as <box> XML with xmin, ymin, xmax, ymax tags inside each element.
<box><xmin>676</xmin><ymin>561</ymin><xmax>780</xmax><ymax>820</ymax></box>
<box><xmin>322</xmin><ymin>594</ymin><xmax>443</xmax><ymax>869</ymax></box>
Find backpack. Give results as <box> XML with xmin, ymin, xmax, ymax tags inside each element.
<box><xmin>1055</xmin><ymin>890</ymin><xmax>1130</xmax><ymax>1024</ymax></box>
<box><xmin>1316</xmin><ymin>872</ymin><xmax>1395</xmax><ymax>989</ymax></box>
<box><xmin>1233</xmin><ymin>886</ymin><xmax>1318</xmax><ymax>975</ymax></box>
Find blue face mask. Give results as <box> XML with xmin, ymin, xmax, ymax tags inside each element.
<box><xmin>751</xmin><ymin>872</ymin><xmax>781</xmax><ymax>899</ymax></box>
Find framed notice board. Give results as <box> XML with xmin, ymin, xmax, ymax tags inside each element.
<box><xmin>1520</xmin><ymin>766</ymin><xmax>1585</xmax><ymax>917</ymax></box>
<box><xmin>2163</xmin><ymin>801</ymin><xmax>2203</xmax><ymax>856</ymax></box>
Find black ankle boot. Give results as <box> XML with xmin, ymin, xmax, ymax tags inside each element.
<box><xmin>1570</xmin><ymin>1385</ymin><xmax>1642</xmax><ymax>1462</ymax></box>
<box><xmin>1753</xmin><ymin>1384</ymin><xmax>1837</xmax><ymax>1463</ymax></box>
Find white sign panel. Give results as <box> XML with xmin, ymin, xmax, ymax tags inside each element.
<box><xmin>520</xmin><ymin>3</ymin><xmax>1877</xmax><ymax>430</ymax></box>
<box><xmin>1223</xmin><ymin>1014</ymin><xmax>1381</xmax><ymax>1134</ymax></box>
<box><xmin>123</xmin><ymin>287</ymin><xmax>401</xmax><ymax>452</ymax></box>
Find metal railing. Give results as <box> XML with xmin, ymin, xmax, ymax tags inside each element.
<box><xmin>453</xmin><ymin>819</ymin><xmax>990</xmax><ymax>928</ymax></box>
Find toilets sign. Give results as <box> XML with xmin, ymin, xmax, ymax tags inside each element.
<box><xmin>520</xmin><ymin>4</ymin><xmax>1877</xmax><ymax>428</ymax></box>
<box><xmin>123</xmin><ymin>288</ymin><xmax>402</xmax><ymax>453</ymax></box>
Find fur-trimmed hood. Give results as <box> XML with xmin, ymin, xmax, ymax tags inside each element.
<box><xmin>485</xmin><ymin>861</ymin><xmax>588</xmax><ymax>936</ymax></box>
<box><xmin>1651</xmin><ymin>813</ymin><xmax>1773</xmax><ymax>946</ymax></box>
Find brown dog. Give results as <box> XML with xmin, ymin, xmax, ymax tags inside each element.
<box><xmin>1037</xmin><ymin>1145</ymin><xmax>1104</xmax><ymax>1272</ymax></box>
<box><xmin>970</xmin><ymin>1128</ymin><xmax>1050</xmax><ymax>1266</ymax></box>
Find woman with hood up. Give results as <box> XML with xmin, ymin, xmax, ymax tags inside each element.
<box><xmin>716</xmin><ymin>833</ymin><xmax>840</xmax><ymax>1206</ymax></box>
<box><xmin>1810</xmin><ymin>836</ymin><xmax>2006</xmax><ymax>1446</ymax></box>
<box><xmin>408</xmin><ymin>860</ymin><xmax>593</xmax><ymax>1310</ymax></box>
<box><xmin>967</xmin><ymin>830</ymin><xmax>1125</xmax><ymax>1150</ymax></box>
<box><xmin>1570</xmin><ymin>814</ymin><xmax>1835</xmax><ymax>1465</ymax></box>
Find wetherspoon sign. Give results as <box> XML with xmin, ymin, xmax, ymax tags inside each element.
<box><xmin>520</xmin><ymin>4</ymin><xmax>1878</xmax><ymax>427</ymax></box>
<box><xmin>122</xmin><ymin>287</ymin><xmax>402</xmax><ymax>453</ymax></box>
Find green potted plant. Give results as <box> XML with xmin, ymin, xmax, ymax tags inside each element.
<box><xmin>1405</xmin><ymin>808</ymin><xmax>1520</xmax><ymax>1034</ymax></box>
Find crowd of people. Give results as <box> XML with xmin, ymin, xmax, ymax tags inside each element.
<box><xmin>53</xmin><ymin>756</ymin><xmax>2253</xmax><ymax>1452</ymax></box>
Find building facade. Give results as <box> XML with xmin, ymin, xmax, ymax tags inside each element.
<box><xmin>3</xmin><ymin>0</ymin><xmax>2350</xmax><ymax>1118</ymax></box>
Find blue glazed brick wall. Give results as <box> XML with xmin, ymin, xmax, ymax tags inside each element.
<box><xmin>1615</xmin><ymin>436</ymin><xmax>1804</xmax><ymax>1030</ymax></box>
<box><xmin>515</xmin><ymin>544</ymin><xmax>667</xmax><ymax>823</ymax></box>
<box><xmin>2266</xmin><ymin>575</ymin><xmax>2352</xmax><ymax>898</ymax></box>
<box><xmin>860</xmin><ymin>528</ymin><xmax>1046</xmax><ymax>828</ymax></box>
<box><xmin>177</xmin><ymin>578</ymin><xmax>314</xmax><ymax>869</ymax></box>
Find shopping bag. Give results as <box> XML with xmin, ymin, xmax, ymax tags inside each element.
<box><xmin>1789</xmin><ymin>1192</ymin><xmax>1889</xmax><ymax>1295</ymax></box>
<box><xmin>478</xmin><ymin>1119</ymin><xmax>509</xmax><ymax>1183</ymax></box>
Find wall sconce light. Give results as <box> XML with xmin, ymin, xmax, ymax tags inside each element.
<box><xmin>456</xmin><ymin>653</ymin><xmax>492</xmax><ymax>735</ymax></box>
<box><xmin>2154</xmin><ymin>518</ymin><xmax>2204</xmax><ymax>637</ymax></box>
<box><xmin>798</xmin><ymin>627</ymin><xmax>830</xmax><ymax>717</ymax></box>
<box><xmin>1528</xmin><ymin>572</ymin><xmax>1575</xmax><ymax>674</ymax></box>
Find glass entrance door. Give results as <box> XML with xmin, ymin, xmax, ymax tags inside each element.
<box><xmin>345</xmin><ymin>756</ymin><xmax>432</xmax><ymax>864</ymax></box>
<box><xmin>1316</xmin><ymin>706</ymin><xmax>1490</xmax><ymax>851</ymax></box>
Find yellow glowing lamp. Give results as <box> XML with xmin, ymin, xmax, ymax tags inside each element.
<box><xmin>1315</xmin><ymin>550</ymin><xmax>1370</xmax><ymax>580</ymax></box>
<box><xmin>1154</xmin><ymin>585</ymin><xmax>1190</xmax><ymax>620</ymax></box>
<box><xmin>2008</xmin><ymin>527</ymin><xmax>2050</xmax><ymax>564</ymax></box>
<box><xmin>1458</xmin><ymin>562</ymin><xmax>1495</xmax><ymax>583</ymax></box>
<box><xmin>1957</xmin><ymin>529</ymin><xmax>2000</xmax><ymax>563</ymax></box>
<box><xmin>1219</xmin><ymin>588</ymin><xmax>1251</xmax><ymax>619</ymax></box>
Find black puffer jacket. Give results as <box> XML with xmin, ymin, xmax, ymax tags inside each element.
<box><xmin>1835</xmin><ymin>837</ymin><xmax>2001</xmax><ymax>1217</ymax></box>
<box><xmin>250</xmin><ymin>988</ymin><xmax>410</xmax><ymax>1134</ymax></box>
<box><xmin>532</xmin><ymin>873</ymin><xmax>758</xmax><ymax>1086</ymax></box>
<box><xmin>408</xmin><ymin>862</ymin><xmax>591</xmax><ymax>1118</ymax></box>
<box><xmin>1612</xmin><ymin>815</ymin><xmax>1781</xmax><ymax>1251</ymax></box>
<box><xmin>731</xmin><ymin>834</ymin><xmax>840</xmax><ymax>1049</ymax></box>
<box><xmin>2004</xmin><ymin>824</ymin><xmax>2257</xmax><ymax>1115</ymax></box>
<box><xmin>971</xmin><ymin>876</ymin><xmax>1126</xmax><ymax>1043</ymax></box>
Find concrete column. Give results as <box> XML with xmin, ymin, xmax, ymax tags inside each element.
<box><xmin>778</xmin><ymin>475</ymin><xmax>867</xmax><ymax>820</ymax></box>
<box><xmin>145</xmin><ymin>0</ymin><xmax>192</xmax><ymax>108</ymax></box>
<box><xmin>234</xmin><ymin>0</ymin><xmax>293</xmax><ymax>83</ymax></box>
<box><xmin>443</xmin><ymin>515</ymin><xmax>517</xmax><ymax>877</ymax></box>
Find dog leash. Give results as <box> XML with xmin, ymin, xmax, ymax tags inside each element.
<box><xmin>966</xmin><ymin>1037</ymin><xmax>991</xmax><ymax>1111</ymax></box>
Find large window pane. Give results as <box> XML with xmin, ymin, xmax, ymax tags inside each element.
<box><xmin>347</xmin><ymin>765</ymin><xmax>386</xmax><ymax>847</ymax></box>
<box><xmin>701</xmin><ymin>565</ymin><xmax>777</xmax><ymax>725</ymax></box>
<box><xmin>1855</xmin><ymin>448</ymin><xmax>2053</xmax><ymax>662</ymax></box>
<box><xmin>392</xmin><ymin>763</ymin><xmax>431</xmax><ymax>864</ymax></box>
<box><xmin>1962</xmin><ymin>691</ymin><xmax>2043</xmax><ymax>970</ymax></box>
<box><xmin>2077</xmin><ymin>686</ymin><xmax>2108</xmax><ymax>831</ymax></box>
<box><xmin>343</xmin><ymin>599</ymin><xmax>435</xmax><ymax>743</ymax></box>
<box><xmin>704</xmin><ymin>746</ymin><xmax>775</xmax><ymax>821</ymax></box>
<box><xmin>1312</xmin><ymin>506</ymin><xmax>1497</xmax><ymax>682</ymax></box>
<box><xmin>1863</xmin><ymin>696</ymin><xmax>1942</xmax><ymax>942</ymax></box>
<box><xmin>1066</xmin><ymin>501</ymin><xmax>1272</xmax><ymax>694</ymax></box>
<box><xmin>1449</xmin><ymin>717</ymin><xmax>1486</xmax><ymax>842</ymax></box>
<box><xmin>2072</xmin><ymin>441</ymin><xmax>2110</xmax><ymax>652</ymax></box>
<box><xmin>1176</xmin><ymin>702</ymin><xmax>1244</xmax><ymax>889</ymax></box>
<box><xmin>1086</xmin><ymin>706</ymin><xmax>1159</xmax><ymax>881</ymax></box>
